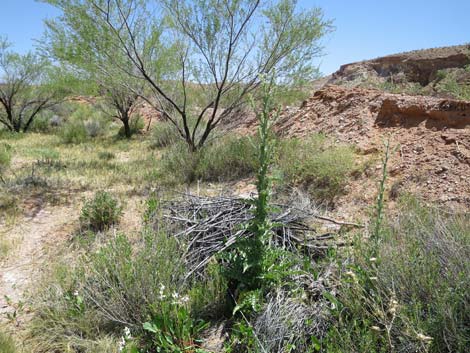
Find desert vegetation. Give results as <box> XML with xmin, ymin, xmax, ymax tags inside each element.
<box><xmin>0</xmin><ymin>1</ymin><xmax>469</xmax><ymax>353</ymax></box>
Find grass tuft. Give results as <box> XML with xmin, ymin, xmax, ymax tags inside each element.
<box><xmin>276</xmin><ymin>134</ymin><xmax>357</xmax><ymax>204</ymax></box>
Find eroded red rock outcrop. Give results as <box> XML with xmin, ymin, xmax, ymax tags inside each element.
<box><xmin>226</xmin><ymin>84</ymin><xmax>469</xmax><ymax>208</ymax></box>
<box><xmin>330</xmin><ymin>45</ymin><xmax>470</xmax><ymax>86</ymax></box>
<box><xmin>273</xmin><ymin>85</ymin><xmax>470</xmax><ymax>208</ymax></box>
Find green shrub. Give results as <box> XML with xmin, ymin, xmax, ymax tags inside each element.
<box><xmin>27</xmin><ymin>227</ymin><xmax>205</xmax><ymax>352</ymax></box>
<box><xmin>84</xmin><ymin>119</ymin><xmax>105</xmax><ymax>138</ymax></box>
<box><xmin>30</xmin><ymin>111</ymin><xmax>55</xmax><ymax>133</ymax></box>
<box><xmin>0</xmin><ymin>143</ymin><xmax>12</xmax><ymax>180</ymax></box>
<box><xmin>198</xmin><ymin>135</ymin><xmax>258</xmax><ymax>182</ymax></box>
<box><xmin>326</xmin><ymin>198</ymin><xmax>470</xmax><ymax>353</ymax></box>
<box><xmin>0</xmin><ymin>331</ymin><xmax>17</xmax><ymax>353</ymax></box>
<box><xmin>79</xmin><ymin>191</ymin><xmax>123</xmax><ymax>231</ymax></box>
<box><xmin>59</xmin><ymin>105</ymin><xmax>108</xmax><ymax>143</ymax></box>
<box><xmin>26</xmin><ymin>261</ymin><xmax>122</xmax><ymax>353</ymax></box>
<box><xmin>276</xmin><ymin>134</ymin><xmax>356</xmax><ymax>204</ymax></box>
<box><xmin>435</xmin><ymin>70</ymin><xmax>470</xmax><ymax>100</ymax></box>
<box><xmin>150</xmin><ymin>120</ymin><xmax>181</xmax><ymax>149</ymax></box>
<box><xmin>159</xmin><ymin>135</ymin><xmax>258</xmax><ymax>184</ymax></box>
<box><xmin>141</xmin><ymin>289</ymin><xmax>208</xmax><ymax>352</ymax></box>
<box><xmin>59</xmin><ymin>120</ymin><xmax>88</xmax><ymax>144</ymax></box>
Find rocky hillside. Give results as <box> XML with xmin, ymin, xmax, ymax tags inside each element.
<box><xmin>279</xmin><ymin>85</ymin><xmax>469</xmax><ymax>204</ymax></box>
<box><xmin>329</xmin><ymin>45</ymin><xmax>470</xmax><ymax>85</ymax></box>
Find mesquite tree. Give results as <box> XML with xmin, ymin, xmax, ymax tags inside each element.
<box><xmin>43</xmin><ymin>0</ymin><xmax>332</xmax><ymax>150</ymax></box>
<box><xmin>0</xmin><ymin>38</ymin><xmax>60</xmax><ymax>133</ymax></box>
<box><xmin>40</xmin><ymin>3</ymin><xmax>145</xmax><ymax>139</ymax></box>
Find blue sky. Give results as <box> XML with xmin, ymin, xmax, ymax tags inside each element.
<box><xmin>0</xmin><ymin>0</ymin><xmax>469</xmax><ymax>75</ymax></box>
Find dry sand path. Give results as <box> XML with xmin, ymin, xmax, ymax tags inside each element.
<box><xmin>0</xmin><ymin>206</ymin><xmax>75</xmax><ymax>322</ymax></box>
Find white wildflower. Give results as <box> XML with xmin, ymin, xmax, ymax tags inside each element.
<box><xmin>159</xmin><ymin>284</ymin><xmax>166</xmax><ymax>300</ymax></box>
<box><xmin>118</xmin><ymin>336</ymin><xmax>126</xmax><ymax>352</ymax></box>
<box><xmin>389</xmin><ymin>298</ymin><xmax>398</xmax><ymax>315</ymax></box>
<box><xmin>124</xmin><ymin>326</ymin><xmax>132</xmax><ymax>339</ymax></box>
<box><xmin>345</xmin><ymin>271</ymin><xmax>357</xmax><ymax>282</ymax></box>
<box><xmin>417</xmin><ymin>333</ymin><xmax>433</xmax><ymax>342</ymax></box>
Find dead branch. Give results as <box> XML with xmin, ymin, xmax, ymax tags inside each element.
<box><xmin>149</xmin><ymin>194</ymin><xmax>359</xmax><ymax>278</ymax></box>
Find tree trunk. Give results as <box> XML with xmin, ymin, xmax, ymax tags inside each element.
<box><xmin>122</xmin><ymin>118</ymin><xmax>131</xmax><ymax>139</ymax></box>
<box><xmin>13</xmin><ymin>117</ymin><xmax>21</xmax><ymax>133</ymax></box>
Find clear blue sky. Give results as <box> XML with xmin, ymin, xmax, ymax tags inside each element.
<box><xmin>1</xmin><ymin>0</ymin><xmax>469</xmax><ymax>75</ymax></box>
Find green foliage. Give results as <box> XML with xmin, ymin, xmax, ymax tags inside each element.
<box><xmin>150</xmin><ymin>120</ymin><xmax>181</xmax><ymax>149</ymax></box>
<box><xmin>372</xmin><ymin>139</ymin><xmax>394</xmax><ymax>241</ymax></box>
<box><xmin>434</xmin><ymin>69</ymin><xmax>470</xmax><ymax>100</ymax></box>
<box><xmin>440</xmin><ymin>78</ymin><xmax>470</xmax><ymax>100</ymax></box>
<box><xmin>0</xmin><ymin>143</ymin><xmax>12</xmax><ymax>181</ymax></box>
<box><xmin>230</xmin><ymin>320</ymin><xmax>261</xmax><ymax>352</ymax></box>
<box><xmin>59</xmin><ymin>120</ymin><xmax>89</xmax><ymax>144</ymax></box>
<box><xmin>326</xmin><ymin>199</ymin><xmax>470</xmax><ymax>353</ymax></box>
<box><xmin>188</xmin><ymin>263</ymin><xmax>230</xmax><ymax>320</ymax></box>
<box><xmin>84</xmin><ymin>119</ymin><xmax>105</xmax><ymax>138</ymax></box>
<box><xmin>43</xmin><ymin>0</ymin><xmax>333</xmax><ymax>150</ymax></box>
<box><xmin>59</xmin><ymin>105</ymin><xmax>108</xmax><ymax>144</ymax></box>
<box><xmin>98</xmin><ymin>151</ymin><xmax>116</xmax><ymax>161</ymax></box>
<box><xmin>141</xmin><ymin>289</ymin><xmax>208</xmax><ymax>353</ymax></box>
<box><xmin>29</xmin><ymin>111</ymin><xmax>55</xmax><ymax>133</ymax></box>
<box><xmin>27</xmin><ymin>261</ymin><xmax>126</xmax><ymax>353</ymax></box>
<box><xmin>0</xmin><ymin>331</ymin><xmax>17</xmax><ymax>353</ymax></box>
<box><xmin>79</xmin><ymin>191</ymin><xmax>123</xmax><ymax>231</ymax></box>
<box><xmin>159</xmin><ymin>135</ymin><xmax>258</xmax><ymax>184</ymax></box>
<box><xmin>28</xmin><ymin>226</ymin><xmax>191</xmax><ymax>352</ymax></box>
<box><xmin>223</xmin><ymin>77</ymin><xmax>280</xmax><ymax>312</ymax></box>
<box><xmin>0</xmin><ymin>37</ymin><xmax>62</xmax><ymax>133</ymax></box>
<box><xmin>276</xmin><ymin>135</ymin><xmax>356</xmax><ymax>204</ymax></box>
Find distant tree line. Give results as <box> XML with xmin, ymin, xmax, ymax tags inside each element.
<box><xmin>1</xmin><ymin>0</ymin><xmax>333</xmax><ymax>144</ymax></box>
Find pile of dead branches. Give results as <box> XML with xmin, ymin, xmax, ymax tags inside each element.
<box><xmin>150</xmin><ymin>194</ymin><xmax>360</xmax><ymax>278</ymax></box>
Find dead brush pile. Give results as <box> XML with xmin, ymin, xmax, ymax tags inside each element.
<box><xmin>145</xmin><ymin>193</ymin><xmax>361</xmax><ymax>351</ymax></box>
<box><xmin>148</xmin><ymin>193</ymin><xmax>359</xmax><ymax>279</ymax></box>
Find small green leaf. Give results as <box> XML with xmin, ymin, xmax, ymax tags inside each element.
<box><xmin>143</xmin><ymin>321</ymin><xmax>158</xmax><ymax>333</ymax></box>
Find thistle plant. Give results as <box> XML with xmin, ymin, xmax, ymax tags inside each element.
<box><xmin>224</xmin><ymin>76</ymin><xmax>279</xmax><ymax>293</ymax></box>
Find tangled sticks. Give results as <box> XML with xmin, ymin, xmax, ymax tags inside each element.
<box><xmin>152</xmin><ymin>194</ymin><xmax>361</xmax><ymax>278</ymax></box>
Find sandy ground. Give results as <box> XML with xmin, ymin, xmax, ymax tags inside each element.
<box><xmin>0</xmin><ymin>205</ymin><xmax>76</xmax><ymax>323</ymax></box>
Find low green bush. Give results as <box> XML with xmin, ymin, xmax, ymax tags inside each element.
<box><xmin>59</xmin><ymin>120</ymin><xmax>88</xmax><ymax>144</ymax></box>
<box><xmin>0</xmin><ymin>331</ymin><xmax>17</xmax><ymax>353</ymax></box>
<box><xmin>28</xmin><ymin>212</ymin><xmax>219</xmax><ymax>352</ymax></box>
<box><xmin>0</xmin><ymin>143</ymin><xmax>12</xmax><ymax>180</ymax></box>
<box><xmin>326</xmin><ymin>198</ymin><xmax>470</xmax><ymax>353</ymax></box>
<box><xmin>435</xmin><ymin>70</ymin><xmax>470</xmax><ymax>100</ymax></box>
<box><xmin>150</xmin><ymin>120</ymin><xmax>180</xmax><ymax>149</ymax></box>
<box><xmin>59</xmin><ymin>105</ymin><xmax>108</xmax><ymax>144</ymax></box>
<box><xmin>159</xmin><ymin>135</ymin><xmax>258</xmax><ymax>184</ymax></box>
<box><xmin>276</xmin><ymin>134</ymin><xmax>356</xmax><ymax>204</ymax></box>
<box><xmin>79</xmin><ymin>191</ymin><xmax>123</xmax><ymax>232</ymax></box>
<box><xmin>29</xmin><ymin>111</ymin><xmax>55</xmax><ymax>133</ymax></box>
<box><xmin>84</xmin><ymin>119</ymin><xmax>105</xmax><ymax>138</ymax></box>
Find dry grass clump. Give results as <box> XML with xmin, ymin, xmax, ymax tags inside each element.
<box><xmin>159</xmin><ymin>135</ymin><xmax>258</xmax><ymax>184</ymax></box>
<box><xmin>0</xmin><ymin>331</ymin><xmax>17</xmax><ymax>353</ymax></box>
<box><xmin>276</xmin><ymin>134</ymin><xmax>357</xmax><ymax>204</ymax></box>
<box><xmin>327</xmin><ymin>198</ymin><xmax>470</xmax><ymax>353</ymax></box>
